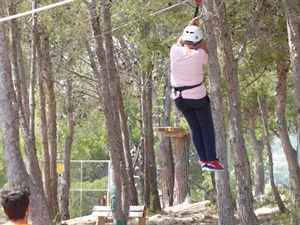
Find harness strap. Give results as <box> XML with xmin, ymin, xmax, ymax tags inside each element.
<box><xmin>173</xmin><ymin>82</ymin><xmax>202</xmax><ymax>92</ymax></box>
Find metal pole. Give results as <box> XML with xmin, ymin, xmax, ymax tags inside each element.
<box><xmin>80</xmin><ymin>161</ymin><xmax>83</xmax><ymax>216</ymax></box>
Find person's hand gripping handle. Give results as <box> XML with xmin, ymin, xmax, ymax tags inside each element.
<box><xmin>188</xmin><ymin>17</ymin><xmax>199</xmax><ymax>26</ymax></box>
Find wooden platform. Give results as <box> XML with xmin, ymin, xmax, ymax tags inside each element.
<box><xmin>157</xmin><ymin>127</ymin><xmax>188</xmax><ymax>137</ymax></box>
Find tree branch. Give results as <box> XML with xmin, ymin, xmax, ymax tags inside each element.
<box><xmin>236</xmin><ymin>0</ymin><xmax>264</xmax><ymax>62</ymax></box>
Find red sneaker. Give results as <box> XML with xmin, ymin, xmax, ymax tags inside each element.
<box><xmin>206</xmin><ymin>159</ymin><xmax>224</xmax><ymax>172</ymax></box>
<box><xmin>198</xmin><ymin>160</ymin><xmax>208</xmax><ymax>171</ymax></box>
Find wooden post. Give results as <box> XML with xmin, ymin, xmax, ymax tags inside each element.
<box><xmin>96</xmin><ymin>217</ymin><xmax>105</xmax><ymax>225</ymax></box>
<box><xmin>106</xmin><ymin>192</ymin><xmax>110</xmax><ymax>206</ymax></box>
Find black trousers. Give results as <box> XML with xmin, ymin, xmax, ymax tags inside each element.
<box><xmin>174</xmin><ymin>95</ymin><xmax>217</xmax><ymax>162</ymax></box>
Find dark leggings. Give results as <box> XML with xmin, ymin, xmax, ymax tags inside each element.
<box><xmin>174</xmin><ymin>95</ymin><xmax>217</xmax><ymax>162</ymax></box>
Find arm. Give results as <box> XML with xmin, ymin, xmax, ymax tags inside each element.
<box><xmin>200</xmin><ymin>39</ymin><xmax>209</xmax><ymax>59</ymax></box>
<box><xmin>190</xmin><ymin>17</ymin><xmax>208</xmax><ymax>56</ymax></box>
<box><xmin>177</xmin><ymin>35</ymin><xmax>184</xmax><ymax>46</ymax></box>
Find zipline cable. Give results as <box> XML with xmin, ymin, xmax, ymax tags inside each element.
<box><xmin>102</xmin><ymin>0</ymin><xmax>189</xmax><ymax>35</ymax></box>
<box><xmin>0</xmin><ymin>0</ymin><xmax>74</xmax><ymax>23</ymax></box>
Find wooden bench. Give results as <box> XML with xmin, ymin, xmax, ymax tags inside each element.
<box><xmin>92</xmin><ymin>205</ymin><xmax>146</xmax><ymax>225</ymax></box>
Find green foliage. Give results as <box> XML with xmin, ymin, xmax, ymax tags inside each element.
<box><xmin>56</xmin><ymin>111</ymin><xmax>108</xmax><ymax>160</ymax></box>
<box><xmin>69</xmin><ymin>189</ymin><xmax>107</xmax><ymax>218</ymax></box>
<box><xmin>71</xmin><ymin>175</ymin><xmax>108</xmax><ymax>190</ymax></box>
<box><xmin>254</xmin><ymin>202</ymin><xmax>300</xmax><ymax>225</ymax></box>
<box><xmin>188</xmin><ymin>149</ymin><xmax>213</xmax><ymax>202</ymax></box>
<box><xmin>69</xmin><ymin>177</ymin><xmax>108</xmax><ymax>218</ymax></box>
<box><xmin>0</xmin><ymin>160</ymin><xmax>8</xmax><ymax>189</ymax></box>
<box><xmin>2</xmin><ymin>0</ymin><xmax>300</xmax><ymax>221</ymax></box>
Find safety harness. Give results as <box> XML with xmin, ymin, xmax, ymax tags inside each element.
<box><xmin>171</xmin><ymin>82</ymin><xmax>202</xmax><ymax>97</ymax></box>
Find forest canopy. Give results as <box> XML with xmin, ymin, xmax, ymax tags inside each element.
<box><xmin>0</xmin><ymin>0</ymin><xmax>300</xmax><ymax>224</ymax></box>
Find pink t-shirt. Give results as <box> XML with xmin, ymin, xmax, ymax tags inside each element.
<box><xmin>170</xmin><ymin>43</ymin><xmax>209</xmax><ymax>99</ymax></box>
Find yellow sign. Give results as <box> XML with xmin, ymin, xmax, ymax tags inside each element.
<box><xmin>56</xmin><ymin>163</ymin><xmax>63</xmax><ymax>174</ymax></box>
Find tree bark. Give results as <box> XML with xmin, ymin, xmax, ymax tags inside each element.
<box><xmin>40</xmin><ymin>27</ymin><xmax>59</xmax><ymax>219</ymax></box>
<box><xmin>284</xmin><ymin>0</ymin><xmax>300</xmax><ymax>170</ymax></box>
<box><xmin>114</xmin><ymin>36</ymin><xmax>138</xmax><ymax>206</ymax></box>
<box><xmin>258</xmin><ymin>96</ymin><xmax>287</xmax><ymax>213</ymax></box>
<box><xmin>173</xmin><ymin>136</ymin><xmax>189</xmax><ymax>205</ymax></box>
<box><xmin>139</xmin><ymin>23</ymin><xmax>160</xmax><ymax>211</ymax></box>
<box><xmin>102</xmin><ymin>0</ymin><xmax>133</xmax><ymax>218</ymax></box>
<box><xmin>119</xmin><ymin>97</ymin><xmax>139</xmax><ymax>206</ymax></box>
<box><xmin>213</xmin><ymin>0</ymin><xmax>259</xmax><ymax>224</ymax></box>
<box><xmin>142</xmin><ymin>70</ymin><xmax>161</xmax><ymax>210</ymax></box>
<box><xmin>247</xmin><ymin>98</ymin><xmax>265</xmax><ymax>196</ymax></box>
<box><xmin>84</xmin><ymin>0</ymin><xmax>129</xmax><ymax>223</ymax></box>
<box><xmin>38</xmin><ymin>24</ymin><xmax>58</xmax><ymax>218</ymax></box>
<box><xmin>203</xmin><ymin>1</ymin><xmax>235</xmax><ymax>224</ymax></box>
<box><xmin>155</xmin><ymin>79</ymin><xmax>174</xmax><ymax>208</ymax></box>
<box><xmin>145</xmin><ymin>77</ymin><xmax>161</xmax><ymax>211</ymax></box>
<box><xmin>141</xmin><ymin>69</ymin><xmax>160</xmax><ymax>209</ymax></box>
<box><xmin>157</xmin><ymin>135</ymin><xmax>174</xmax><ymax>207</ymax></box>
<box><xmin>0</xmin><ymin>10</ymin><xmax>52</xmax><ymax>225</ymax></box>
<box><xmin>275</xmin><ymin>60</ymin><xmax>300</xmax><ymax>204</ymax></box>
<box><xmin>6</xmin><ymin>0</ymin><xmax>30</xmax><ymax>128</ymax></box>
<box><xmin>6</xmin><ymin>2</ymin><xmax>42</xmax><ymax>192</ymax></box>
<box><xmin>10</xmin><ymin>1</ymin><xmax>44</xmax><ymax>199</ymax></box>
<box><xmin>59</xmin><ymin>78</ymin><xmax>75</xmax><ymax>221</ymax></box>
<box><xmin>36</xmin><ymin>41</ymin><xmax>51</xmax><ymax>209</ymax></box>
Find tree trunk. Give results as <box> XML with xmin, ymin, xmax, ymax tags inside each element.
<box><xmin>213</xmin><ymin>0</ymin><xmax>259</xmax><ymax>224</ymax></box>
<box><xmin>203</xmin><ymin>1</ymin><xmax>235</xmax><ymax>224</ymax></box>
<box><xmin>146</xmin><ymin>83</ymin><xmax>161</xmax><ymax>211</ymax></box>
<box><xmin>6</xmin><ymin>2</ymin><xmax>42</xmax><ymax>193</ymax></box>
<box><xmin>284</xmin><ymin>0</ymin><xmax>300</xmax><ymax>170</ymax></box>
<box><xmin>113</xmin><ymin>35</ymin><xmax>143</xmax><ymax>206</ymax></box>
<box><xmin>115</xmin><ymin>53</ymin><xmax>138</xmax><ymax>206</ymax></box>
<box><xmin>0</xmin><ymin>11</ymin><xmax>52</xmax><ymax>224</ymax></box>
<box><xmin>6</xmin><ymin>1</ymin><xmax>30</xmax><ymax>128</ymax></box>
<box><xmin>102</xmin><ymin>1</ymin><xmax>133</xmax><ymax>219</ymax></box>
<box><xmin>36</xmin><ymin>43</ymin><xmax>51</xmax><ymax>209</ymax></box>
<box><xmin>155</xmin><ymin>80</ymin><xmax>174</xmax><ymax>208</ymax></box>
<box><xmin>119</xmin><ymin>98</ymin><xmax>139</xmax><ymax>206</ymax></box>
<box><xmin>140</xmin><ymin>68</ymin><xmax>161</xmax><ymax>211</ymax></box>
<box><xmin>40</xmin><ymin>27</ymin><xmax>59</xmax><ymax>219</ymax></box>
<box><xmin>157</xmin><ymin>135</ymin><xmax>173</xmax><ymax>207</ymax></box>
<box><xmin>248</xmin><ymin>98</ymin><xmax>265</xmax><ymax>196</ymax></box>
<box><xmin>275</xmin><ymin>60</ymin><xmax>300</xmax><ymax>204</ymax></box>
<box><xmin>84</xmin><ymin>0</ymin><xmax>129</xmax><ymax>223</ymax></box>
<box><xmin>258</xmin><ymin>96</ymin><xmax>287</xmax><ymax>212</ymax></box>
<box><xmin>173</xmin><ymin>136</ymin><xmax>189</xmax><ymax>205</ymax></box>
<box><xmin>18</xmin><ymin>0</ymin><xmax>44</xmax><ymax>196</ymax></box>
<box><xmin>59</xmin><ymin>78</ymin><xmax>75</xmax><ymax>221</ymax></box>
<box><xmin>138</xmin><ymin>21</ymin><xmax>160</xmax><ymax>211</ymax></box>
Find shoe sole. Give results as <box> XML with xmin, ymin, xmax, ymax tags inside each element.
<box><xmin>201</xmin><ymin>166</ymin><xmax>208</xmax><ymax>171</ymax></box>
<box><xmin>205</xmin><ymin>167</ymin><xmax>224</xmax><ymax>172</ymax></box>
<box><xmin>201</xmin><ymin>164</ymin><xmax>224</xmax><ymax>172</ymax></box>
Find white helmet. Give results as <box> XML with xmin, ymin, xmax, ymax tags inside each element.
<box><xmin>182</xmin><ymin>26</ymin><xmax>203</xmax><ymax>43</ymax></box>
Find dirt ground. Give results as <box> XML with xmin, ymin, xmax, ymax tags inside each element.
<box><xmin>145</xmin><ymin>201</ymin><xmax>280</xmax><ymax>225</ymax></box>
<box><xmin>62</xmin><ymin>200</ymin><xmax>282</xmax><ymax>225</ymax></box>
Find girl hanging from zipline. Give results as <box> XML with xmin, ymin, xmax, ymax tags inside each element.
<box><xmin>170</xmin><ymin>16</ymin><xmax>223</xmax><ymax>172</ymax></box>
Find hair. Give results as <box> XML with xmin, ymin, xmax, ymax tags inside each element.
<box><xmin>0</xmin><ymin>186</ymin><xmax>30</xmax><ymax>221</ymax></box>
<box><xmin>184</xmin><ymin>40</ymin><xmax>202</xmax><ymax>50</ymax></box>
